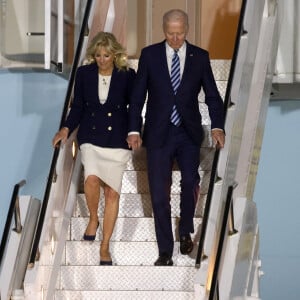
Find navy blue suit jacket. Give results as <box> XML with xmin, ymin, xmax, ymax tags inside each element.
<box><xmin>128</xmin><ymin>40</ymin><xmax>224</xmax><ymax>148</ymax></box>
<box><xmin>64</xmin><ymin>63</ymin><xmax>136</xmax><ymax>149</ymax></box>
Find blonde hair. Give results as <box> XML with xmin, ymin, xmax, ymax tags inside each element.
<box><xmin>85</xmin><ymin>32</ymin><xmax>128</xmax><ymax>70</ymax></box>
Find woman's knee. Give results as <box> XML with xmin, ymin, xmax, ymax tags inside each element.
<box><xmin>85</xmin><ymin>175</ymin><xmax>100</xmax><ymax>188</ymax></box>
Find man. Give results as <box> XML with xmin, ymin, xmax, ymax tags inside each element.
<box><xmin>127</xmin><ymin>9</ymin><xmax>225</xmax><ymax>266</ymax></box>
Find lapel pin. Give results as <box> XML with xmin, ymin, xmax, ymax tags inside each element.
<box><xmin>190</xmin><ymin>53</ymin><xmax>193</xmax><ymax>57</ymax></box>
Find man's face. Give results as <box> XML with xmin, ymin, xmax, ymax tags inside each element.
<box><xmin>164</xmin><ymin>19</ymin><xmax>188</xmax><ymax>50</ymax></box>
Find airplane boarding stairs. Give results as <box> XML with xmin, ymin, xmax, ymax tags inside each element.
<box><xmin>0</xmin><ymin>0</ymin><xmax>280</xmax><ymax>299</ymax></box>
<box><xmin>24</xmin><ymin>59</ymin><xmax>230</xmax><ymax>300</ymax></box>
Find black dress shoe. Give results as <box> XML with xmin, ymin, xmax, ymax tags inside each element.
<box><xmin>154</xmin><ymin>254</ymin><xmax>173</xmax><ymax>266</ymax></box>
<box><xmin>180</xmin><ymin>234</ymin><xmax>194</xmax><ymax>255</ymax></box>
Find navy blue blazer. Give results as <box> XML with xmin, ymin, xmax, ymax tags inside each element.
<box><xmin>64</xmin><ymin>63</ymin><xmax>136</xmax><ymax>149</ymax></box>
<box><xmin>128</xmin><ymin>40</ymin><xmax>224</xmax><ymax>148</ymax></box>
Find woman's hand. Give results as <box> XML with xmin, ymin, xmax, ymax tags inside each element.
<box><xmin>52</xmin><ymin>127</ymin><xmax>69</xmax><ymax>147</ymax></box>
<box><xmin>127</xmin><ymin>134</ymin><xmax>142</xmax><ymax>150</ymax></box>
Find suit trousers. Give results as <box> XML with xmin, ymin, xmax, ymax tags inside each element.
<box><xmin>146</xmin><ymin>124</ymin><xmax>200</xmax><ymax>256</ymax></box>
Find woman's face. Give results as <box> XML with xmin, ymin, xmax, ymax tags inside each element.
<box><xmin>94</xmin><ymin>46</ymin><xmax>114</xmax><ymax>74</ymax></box>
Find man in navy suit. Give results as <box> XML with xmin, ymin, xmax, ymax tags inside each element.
<box><xmin>127</xmin><ymin>9</ymin><xmax>225</xmax><ymax>266</ymax></box>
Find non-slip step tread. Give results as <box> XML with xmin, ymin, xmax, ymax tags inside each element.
<box><xmin>74</xmin><ymin>193</ymin><xmax>206</xmax><ymax>218</ymax></box>
<box><xmin>63</xmin><ymin>241</ymin><xmax>199</xmax><ymax>266</ymax></box>
<box><xmin>120</xmin><ymin>170</ymin><xmax>211</xmax><ymax>194</ymax></box>
<box><xmin>70</xmin><ymin>217</ymin><xmax>202</xmax><ymax>242</ymax></box>
<box><xmin>55</xmin><ymin>290</ymin><xmax>195</xmax><ymax>300</ymax></box>
<box><xmin>59</xmin><ymin>265</ymin><xmax>197</xmax><ymax>291</ymax></box>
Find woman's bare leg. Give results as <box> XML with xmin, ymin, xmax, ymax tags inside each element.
<box><xmin>100</xmin><ymin>185</ymin><xmax>120</xmax><ymax>261</ymax></box>
<box><xmin>84</xmin><ymin>175</ymin><xmax>101</xmax><ymax>235</ymax></box>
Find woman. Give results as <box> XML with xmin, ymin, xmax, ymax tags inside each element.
<box><xmin>52</xmin><ymin>32</ymin><xmax>136</xmax><ymax>265</ymax></box>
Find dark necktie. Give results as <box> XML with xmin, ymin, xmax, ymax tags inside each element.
<box><xmin>170</xmin><ymin>49</ymin><xmax>181</xmax><ymax>126</ymax></box>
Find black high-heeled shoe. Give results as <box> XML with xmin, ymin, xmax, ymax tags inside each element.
<box><xmin>99</xmin><ymin>259</ymin><xmax>113</xmax><ymax>266</ymax></box>
<box><xmin>83</xmin><ymin>221</ymin><xmax>99</xmax><ymax>241</ymax></box>
<box><xmin>99</xmin><ymin>242</ymin><xmax>112</xmax><ymax>265</ymax></box>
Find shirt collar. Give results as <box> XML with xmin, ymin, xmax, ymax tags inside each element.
<box><xmin>165</xmin><ymin>41</ymin><xmax>186</xmax><ymax>56</ymax></box>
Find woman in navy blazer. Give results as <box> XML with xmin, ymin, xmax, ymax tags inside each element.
<box><xmin>128</xmin><ymin>9</ymin><xmax>225</xmax><ymax>266</ymax></box>
<box><xmin>53</xmin><ymin>32</ymin><xmax>136</xmax><ymax>265</ymax></box>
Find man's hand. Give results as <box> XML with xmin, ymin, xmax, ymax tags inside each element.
<box><xmin>127</xmin><ymin>134</ymin><xmax>142</xmax><ymax>150</ymax></box>
<box><xmin>211</xmin><ymin>129</ymin><xmax>225</xmax><ymax>148</ymax></box>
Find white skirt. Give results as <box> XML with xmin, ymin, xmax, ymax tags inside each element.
<box><xmin>80</xmin><ymin>143</ymin><xmax>131</xmax><ymax>194</ymax></box>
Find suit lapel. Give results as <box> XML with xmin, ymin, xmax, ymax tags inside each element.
<box><xmin>180</xmin><ymin>42</ymin><xmax>193</xmax><ymax>88</ymax></box>
<box><xmin>158</xmin><ymin>41</ymin><xmax>179</xmax><ymax>94</ymax></box>
<box><xmin>161</xmin><ymin>41</ymin><xmax>194</xmax><ymax>94</ymax></box>
<box><xmin>89</xmin><ymin>63</ymin><xmax>100</xmax><ymax>103</ymax></box>
<box><xmin>105</xmin><ymin>67</ymin><xmax>117</xmax><ymax>104</ymax></box>
<box><xmin>158</xmin><ymin>42</ymin><xmax>170</xmax><ymax>81</ymax></box>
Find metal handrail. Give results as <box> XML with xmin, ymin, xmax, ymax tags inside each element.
<box><xmin>0</xmin><ymin>180</ymin><xmax>26</xmax><ymax>268</ymax></box>
<box><xmin>195</xmin><ymin>149</ymin><xmax>220</xmax><ymax>265</ymax></box>
<box><xmin>208</xmin><ymin>185</ymin><xmax>234</xmax><ymax>300</ymax></box>
<box><xmin>28</xmin><ymin>0</ymin><xmax>93</xmax><ymax>266</ymax></box>
<box><xmin>195</xmin><ymin>0</ymin><xmax>248</xmax><ymax>267</ymax></box>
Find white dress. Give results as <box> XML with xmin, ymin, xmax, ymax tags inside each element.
<box><xmin>80</xmin><ymin>74</ymin><xmax>131</xmax><ymax>194</ymax></box>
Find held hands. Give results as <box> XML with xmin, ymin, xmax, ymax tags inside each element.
<box><xmin>211</xmin><ymin>129</ymin><xmax>225</xmax><ymax>149</ymax></box>
<box><xmin>127</xmin><ymin>134</ymin><xmax>142</xmax><ymax>150</ymax></box>
<box><xmin>52</xmin><ymin>127</ymin><xmax>69</xmax><ymax>147</ymax></box>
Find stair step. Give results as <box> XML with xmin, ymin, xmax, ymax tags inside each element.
<box><xmin>58</xmin><ymin>265</ymin><xmax>197</xmax><ymax>291</ymax></box>
<box><xmin>64</xmin><ymin>241</ymin><xmax>198</xmax><ymax>266</ymax></box>
<box><xmin>55</xmin><ymin>290</ymin><xmax>195</xmax><ymax>300</ymax></box>
<box><xmin>70</xmin><ymin>217</ymin><xmax>202</xmax><ymax>242</ymax></box>
<box><xmin>119</xmin><ymin>170</ymin><xmax>211</xmax><ymax>194</ymax></box>
<box><xmin>74</xmin><ymin>193</ymin><xmax>206</xmax><ymax>218</ymax></box>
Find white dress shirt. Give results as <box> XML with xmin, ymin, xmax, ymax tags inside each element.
<box><xmin>165</xmin><ymin>42</ymin><xmax>186</xmax><ymax>78</ymax></box>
